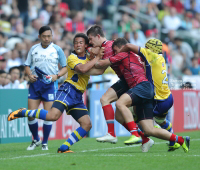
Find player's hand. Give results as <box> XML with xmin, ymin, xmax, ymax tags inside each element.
<box><xmin>28</xmin><ymin>74</ymin><xmax>37</xmax><ymax>83</ymax></box>
<box><xmin>90</xmin><ymin>47</ymin><xmax>100</xmax><ymax>59</ymax></box>
<box><xmin>119</xmin><ymin>44</ymin><xmax>130</xmax><ymax>53</ymax></box>
<box><xmin>49</xmin><ymin>75</ymin><xmax>57</xmax><ymax>82</ymax></box>
<box><xmin>96</xmin><ymin>47</ymin><xmax>104</xmax><ymax>59</ymax></box>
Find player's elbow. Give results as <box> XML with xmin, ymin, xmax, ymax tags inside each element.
<box><xmin>76</xmin><ymin>67</ymin><xmax>87</xmax><ymax>74</ymax></box>
<box><xmin>95</xmin><ymin>61</ymin><xmax>104</xmax><ymax>69</ymax></box>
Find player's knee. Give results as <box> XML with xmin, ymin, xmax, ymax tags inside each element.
<box><xmin>116</xmin><ymin>100</ymin><xmax>123</xmax><ymax>110</ymax></box>
<box><xmin>100</xmin><ymin>95</ymin><xmax>109</xmax><ymax>105</ymax></box>
<box><xmin>80</xmin><ymin>121</ymin><xmax>92</xmax><ymax>132</ymax></box>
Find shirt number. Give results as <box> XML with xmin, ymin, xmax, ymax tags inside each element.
<box><xmin>162</xmin><ymin>70</ymin><xmax>168</xmax><ymax>84</ymax></box>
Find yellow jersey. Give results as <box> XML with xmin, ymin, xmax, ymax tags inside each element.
<box><xmin>139</xmin><ymin>47</ymin><xmax>171</xmax><ymax>100</ymax></box>
<box><xmin>65</xmin><ymin>53</ymin><xmax>90</xmax><ymax>93</ymax></box>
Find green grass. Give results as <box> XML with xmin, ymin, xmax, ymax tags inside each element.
<box><xmin>0</xmin><ymin>131</ymin><xmax>200</xmax><ymax>170</ymax></box>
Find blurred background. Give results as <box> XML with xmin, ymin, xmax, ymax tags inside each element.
<box><xmin>0</xmin><ymin>0</ymin><xmax>200</xmax><ymax>142</ymax></box>
<box><xmin>0</xmin><ymin>0</ymin><xmax>200</xmax><ymax>90</ymax></box>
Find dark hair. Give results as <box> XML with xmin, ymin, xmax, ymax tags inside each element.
<box><xmin>174</xmin><ymin>37</ymin><xmax>182</xmax><ymax>42</ymax></box>
<box><xmin>73</xmin><ymin>33</ymin><xmax>89</xmax><ymax>45</ymax></box>
<box><xmin>112</xmin><ymin>38</ymin><xmax>128</xmax><ymax>49</ymax></box>
<box><xmin>0</xmin><ymin>70</ymin><xmax>6</xmax><ymax>75</ymax></box>
<box><xmin>191</xmin><ymin>57</ymin><xmax>198</xmax><ymax>61</ymax></box>
<box><xmin>9</xmin><ymin>66</ymin><xmax>20</xmax><ymax>74</ymax></box>
<box><xmin>86</xmin><ymin>25</ymin><xmax>105</xmax><ymax>37</ymax></box>
<box><xmin>39</xmin><ymin>26</ymin><xmax>52</xmax><ymax>35</ymax></box>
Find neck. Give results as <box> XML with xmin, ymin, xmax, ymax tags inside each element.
<box><xmin>41</xmin><ymin>43</ymin><xmax>50</xmax><ymax>48</ymax></box>
<box><xmin>100</xmin><ymin>37</ymin><xmax>107</xmax><ymax>45</ymax></box>
<box><xmin>77</xmin><ymin>52</ymin><xmax>85</xmax><ymax>57</ymax></box>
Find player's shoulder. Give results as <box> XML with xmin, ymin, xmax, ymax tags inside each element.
<box><xmin>68</xmin><ymin>52</ymin><xmax>78</xmax><ymax>60</ymax></box>
<box><xmin>52</xmin><ymin>43</ymin><xmax>63</xmax><ymax>51</ymax></box>
<box><xmin>30</xmin><ymin>43</ymin><xmax>40</xmax><ymax>51</ymax></box>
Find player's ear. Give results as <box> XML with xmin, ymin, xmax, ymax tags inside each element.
<box><xmin>97</xmin><ymin>34</ymin><xmax>101</xmax><ymax>39</ymax></box>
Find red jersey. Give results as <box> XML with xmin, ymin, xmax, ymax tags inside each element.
<box><xmin>109</xmin><ymin>51</ymin><xmax>147</xmax><ymax>88</ymax></box>
<box><xmin>101</xmin><ymin>40</ymin><xmax>122</xmax><ymax>78</ymax></box>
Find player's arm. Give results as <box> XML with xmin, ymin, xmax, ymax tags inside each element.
<box><xmin>120</xmin><ymin>43</ymin><xmax>152</xmax><ymax>62</ymax></box>
<box><xmin>95</xmin><ymin>59</ymin><xmax>111</xmax><ymax>69</ymax></box>
<box><xmin>75</xmin><ymin>48</ymin><xmax>104</xmax><ymax>74</ymax></box>
<box><xmin>24</xmin><ymin>45</ymin><xmax>37</xmax><ymax>83</ymax></box>
<box><xmin>119</xmin><ymin>43</ymin><xmax>139</xmax><ymax>55</ymax></box>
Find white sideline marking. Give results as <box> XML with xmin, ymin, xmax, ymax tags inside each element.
<box><xmin>0</xmin><ymin>153</ymin><xmax>51</xmax><ymax>160</ymax></box>
<box><xmin>0</xmin><ymin>138</ymin><xmax>199</xmax><ymax>160</ymax></box>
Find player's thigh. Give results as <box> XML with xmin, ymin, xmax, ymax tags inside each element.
<box><xmin>116</xmin><ymin>93</ymin><xmax>132</xmax><ymax>108</ymax></box>
<box><xmin>46</xmin><ymin>106</ymin><xmax>63</xmax><ymax>121</ymax></box>
<box><xmin>43</xmin><ymin>101</ymin><xmax>54</xmax><ymax>111</ymax></box>
<box><xmin>28</xmin><ymin>99</ymin><xmax>41</xmax><ymax>121</ymax></box>
<box><xmin>101</xmin><ymin>87</ymin><xmax>118</xmax><ymax>105</ymax></box>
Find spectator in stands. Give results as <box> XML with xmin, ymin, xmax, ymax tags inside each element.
<box><xmin>181</xmin><ymin>12</ymin><xmax>193</xmax><ymax>30</ymax></box>
<box><xmin>39</xmin><ymin>3</ymin><xmax>53</xmax><ymax>25</ymax></box>
<box><xmin>0</xmin><ymin>56</ymin><xmax>6</xmax><ymax>70</ymax></box>
<box><xmin>163</xmin><ymin>7</ymin><xmax>181</xmax><ymax>32</ymax></box>
<box><xmin>4</xmin><ymin>66</ymin><xmax>20</xmax><ymax>89</ymax></box>
<box><xmin>130</xmin><ymin>31</ymin><xmax>144</xmax><ymax>47</ymax></box>
<box><xmin>0</xmin><ymin>70</ymin><xmax>7</xmax><ymax>89</ymax></box>
<box><xmin>17</xmin><ymin>0</ymin><xmax>29</xmax><ymax>27</ymax></box>
<box><xmin>174</xmin><ymin>37</ymin><xmax>193</xmax><ymax>67</ymax></box>
<box><xmin>6</xmin><ymin>49</ymin><xmax>22</xmax><ymax>72</ymax></box>
<box><xmin>182</xmin><ymin>67</ymin><xmax>192</xmax><ymax>76</ymax></box>
<box><xmin>190</xmin><ymin>57</ymin><xmax>200</xmax><ymax>75</ymax></box>
<box><xmin>167</xmin><ymin>0</ymin><xmax>184</xmax><ymax>14</ymax></box>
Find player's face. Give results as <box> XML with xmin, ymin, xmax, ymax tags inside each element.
<box><xmin>88</xmin><ymin>34</ymin><xmax>101</xmax><ymax>47</ymax></box>
<box><xmin>74</xmin><ymin>37</ymin><xmax>87</xmax><ymax>55</ymax></box>
<box><xmin>39</xmin><ymin>30</ymin><xmax>52</xmax><ymax>46</ymax></box>
<box><xmin>112</xmin><ymin>45</ymin><xmax>123</xmax><ymax>55</ymax></box>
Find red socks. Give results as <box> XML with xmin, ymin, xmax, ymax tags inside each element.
<box><xmin>102</xmin><ymin>105</ymin><xmax>115</xmax><ymax>137</ymax></box>
<box><xmin>138</xmin><ymin>130</ymin><xmax>149</xmax><ymax>144</ymax></box>
<box><xmin>170</xmin><ymin>134</ymin><xmax>184</xmax><ymax>145</ymax></box>
<box><xmin>125</xmin><ymin>121</ymin><xmax>140</xmax><ymax>137</ymax></box>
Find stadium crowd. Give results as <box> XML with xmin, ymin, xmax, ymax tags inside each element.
<box><xmin>0</xmin><ymin>0</ymin><xmax>200</xmax><ymax>89</ymax></box>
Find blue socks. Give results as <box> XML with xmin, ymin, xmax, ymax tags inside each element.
<box><xmin>60</xmin><ymin>127</ymin><xmax>87</xmax><ymax>151</ymax></box>
<box><xmin>21</xmin><ymin>109</ymin><xmax>48</xmax><ymax>120</ymax></box>
<box><xmin>42</xmin><ymin>121</ymin><xmax>52</xmax><ymax>144</ymax></box>
<box><xmin>161</xmin><ymin>120</ymin><xmax>175</xmax><ymax>146</ymax></box>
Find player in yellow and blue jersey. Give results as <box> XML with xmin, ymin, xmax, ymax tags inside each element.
<box><xmin>7</xmin><ymin>33</ymin><xmax>104</xmax><ymax>153</ymax></box>
<box><xmin>115</xmin><ymin>38</ymin><xmax>190</xmax><ymax>152</ymax></box>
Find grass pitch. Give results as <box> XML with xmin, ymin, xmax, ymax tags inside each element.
<box><xmin>0</xmin><ymin>131</ymin><xmax>200</xmax><ymax>170</ymax></box>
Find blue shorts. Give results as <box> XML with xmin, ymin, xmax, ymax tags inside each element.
<box><xmin>54</xmin><ymin>82</ymin><xmax>87</xmax><ymax>114</ymax></box>
<box><xmin>153</xmin><ymin>93</ymin><xmax>173</xmax><ymax>117</ymax></box>
<box><xmin>28</xmin><ymin>79</ymin><xmax>58</xmax><ymax>101</ymax></box>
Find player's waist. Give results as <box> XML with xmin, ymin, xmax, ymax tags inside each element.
<box><xmin>154</xmin><ymin>90</ymin><xmax>171</xmax><ymax>101</ymax></box>
<box><xmin>64</xmin><ymin>80</ymin><xmax>86</xmax><ymax>93</ymax></box>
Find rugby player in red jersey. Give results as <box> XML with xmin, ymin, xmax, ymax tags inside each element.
<box><xmin>86</xmin><ymin>25</ymin><xmax>142</xmax><ymax>144</ymax></box>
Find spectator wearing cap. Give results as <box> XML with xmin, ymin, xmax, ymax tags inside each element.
<box><xmin>4</xmin><ymin>66</ymin><xmax>20</xmax><ymax>89</ymax></box>
<box><xmin>189</xmin><ymin>57</ymin><xmax>200</xmax><ymax>75</ymax></box>
<box><xmin>0</xmin><ymin>55</ymin><xmax>6</xmax><ymax>70</ymax></box>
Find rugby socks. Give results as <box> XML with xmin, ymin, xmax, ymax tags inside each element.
<box><xmin>102</xmin><ymin>105</ymin><xmax>116</xmax><ymax>137</ymax></box>
<box><xmin>170</xmin><ymin>134</ymin><xmax>184</xmax><ymax>145</ymax></box>
<box><xmin>28</xmin><ymin>119</ymin><xmax>40</xmax><ymax>141</ymax></box>
<box><xmin>42</xmin><ymin>121</ymin><xmax>53</xmax><ymax>144</ymax></box>
<box><xmin>138</xmin><ymin>128</ymin><xmax>149</xmax><ymax>144</ymax></box>
<box><xmin>21</xmin><ymin>109</ymin><xmax>48</xmax><ymax>120</ymax></box>
<box><xmin>60</xmin><ymin>127</ymin><xmax>87</xmax><ymax>151</ymax></box>
<box><xmin>122</xmin><ymin>122</ymin><xmax>129</xmax><ymax>131</ymax></box>
<box><xmin>126</xmin><ymin>121</ymin><xmax>140</xmax><ymax>137</ymax></box>
<box><xmin>161</xmin><ymin>120</ymin><xmax>175</xmax><ymax>146</ymax></box>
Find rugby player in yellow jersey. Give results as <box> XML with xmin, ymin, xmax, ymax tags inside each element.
<box><xmin>112</xmin><ymin>38</ymin><xmax>190</xmax><ymax>152</ymax></box>
<box><xmin>7</xmin><ymin>33</ymin><xmax>104</xmax><ymax>153</ymax></box>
